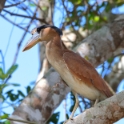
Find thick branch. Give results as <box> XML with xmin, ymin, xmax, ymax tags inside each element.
<box><xmin>76</xmin><ymin>15</ymin><xmax>124</xmax><ymax>66</ymax></box>
<box><xmin>11</xmin><ymin>71</ymin><xmax>70</xmax><ymax>124</ymax></box>
<box><xmin>66</xmin><ymin>91</ymin><xmax>124</xmax><ymax>124</ymax></box>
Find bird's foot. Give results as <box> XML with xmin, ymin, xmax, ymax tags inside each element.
<box><xmin>63</xmin><ymin>118</ymin><xmax>74</xmax><ymax>124</ymax></box>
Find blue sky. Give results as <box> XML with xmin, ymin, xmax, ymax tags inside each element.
<box><xmin>0</xmin><ymin>1</ymin><xmax>124</xmax><ymax>123</ymax></box>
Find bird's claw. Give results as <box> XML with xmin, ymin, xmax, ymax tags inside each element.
<box><xmin>63</xmin><ymin>118</ymin><xmax>74</xmax><ymax>124</ymax></box>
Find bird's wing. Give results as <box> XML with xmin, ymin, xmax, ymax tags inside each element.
<box><xmin>63</xmin><ymin>51</ymin><xmax>113</xmax><ymax>97</ymax></box>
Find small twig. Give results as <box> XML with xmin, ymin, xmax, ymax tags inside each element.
<box><xmin>4</xmin><ymin>9</ymin><xmax>18</xmax><ymax>57</ymax></box>
<box><xmin>0</xmin><ymin>14</ymin><xmax>30</xmax><ymax>33</ymax></box>
<box><xmin>0</xmin><ymin>50</ymin><xmax>5</xmax><ymax>72</ymax></box>
<box><xmin>61</xmin><ymin>0</ymin><xmax>74</xmax><ymax>30</ymax></box>
<box><xmin>4</xmin><ymin>75</ymin><xmax>11</xmax><ymax>84</ymax></box>
<box><xmin>8</xmin><ymin>117</ymin><xmax>36</xmax><ymax>124</ymax></box>
<box><xmin>4</xmin><ymin>7</ymin><xmax>38</xmax><ymax>84</ymax></box>
<box><xmin>104</xmin><ymin>53</ymin><xmax>124</xmax><ymax>77</ymax></box>
<box><xmin>3</xmin><ymin>9</ymin><xmax>48</xmax><ymax>24</ymax></box>
<box><xmin>81</xmin><ymin>96</ymin><xmax>90</xmax><ymax>109</ymax></box>
<box><xmin>4</xmin><ymin>0</ymin><xmax>26</xmax><ymax>8</ymax></box>
<box><xmin>78</xmin><ymin>101</ymin><xmax>83</xmax><ymax>113</ymax></box>
<box><xmin>114</xmin><ymin>53</ymin><xmax>124</xmax><ymax>58</ymax></box>
<box><xmin>12</xmin><ymin>8</ymin><xmax>38</xmax><ymax>66</ymax></box>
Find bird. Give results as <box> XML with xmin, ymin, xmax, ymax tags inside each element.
<box><xmin>23</xmin><ymin>25</ymin><xmax>114</xmax><ymax>121</ymax></box>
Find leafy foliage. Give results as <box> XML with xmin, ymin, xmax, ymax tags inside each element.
<box><xmin>0</xmin><ymin>61</ymin><xmax>32</xmax><ymax>123</ymax></box>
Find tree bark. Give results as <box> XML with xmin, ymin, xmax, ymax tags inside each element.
<box><xmin>75</xmin><ymin>15</ymin><xmax>124</xmax><ymax>66</ymax></box>
<box><xmin>66</xmin><ymin>91</ymin><xmax>124</xmax><ymax>124</ymax></box>
<box><xmin>11</xmin><ymin>71</ymin><xmax>70</xmax><ymax>124</ymax></box>
<box><xmin>10</xmin><ymin>15</ymin><xmax>124</xmax><ymax>124</ymax></box>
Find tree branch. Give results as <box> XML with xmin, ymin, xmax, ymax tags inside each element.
<box><xmin>3</xmin><ymin>9</ymin><xmax>48</xmax><ymax>24</ymax></box>
<box><xmin>66</xmin><ymin>91</ymin><xmax>124</xmax><ymax>124</ymax></box>
<box><xmin>0</xmin><ymin>14</ymin><xmax>30</xmax><ymax>33</ymax></box>
<box><xmin>4</xmin><ymin>0</ymin><xmax>26</xmax><ymax>8</ymax></box>
<box><xmin>75</xmin><ymin>15</ymin><xmax>124</xmax><ymax>66</ymax></box>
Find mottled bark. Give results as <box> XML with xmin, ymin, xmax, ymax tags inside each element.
<box><xmin>11</xmin><ymin>15</ymin><xmax>124</xmax><ymax>123</ymax></box>
<box><xmin>11</xmin><ymin>71</ymin><xmax>70</xmax><ymax>124</ymax></box>
<box><xmin>66</xmin><ymin>91</ymin><xmax>124</xmax><ymax>124</ymax></box>
<box><xmin>76</xmin><ymin>15</ymin><xmax>124</xmax><ymax>66</ymax></box>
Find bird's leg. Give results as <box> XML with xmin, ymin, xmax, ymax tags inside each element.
<box><xmin>94</xmin><ymin>98</ymin><xmax>99</xmax><ymax>106</ymax></box>
<box><xmin>63</xmin><ymin>91</ymin><xmax>79</xmax><ymax>124</ymax></box>
<box><xmin>70</xmin><ymin>91</ymin><xmax>79</xmax><ymax>119</ymax></box>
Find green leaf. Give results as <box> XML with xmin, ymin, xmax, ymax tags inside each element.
<box><xmin>5</xmin><ymin>120</ymin><xmax>11</xmax><ymax>124</ymax></box>
<box><xmin>5</xmin><ymin>90</ymin><xmax>13</xmax><ymax>98</ymax></box>
<box><xmin>29</xmin><ymin>3</ymin><xmax>36</xmax><ymax>7</ymax></box>
<box><xmin>116</xmin><ymin>1</ymin><xmax>124</xmax><ymax>6</ymax></box>
<box><xmin>26</xmin><ymin>86</ymin><xmax>31</xmax><ymax>93</ymax></box>
<box><xmin>6</xmin><ymin>65</ymin><xmax>18</xmax><ymax>76</ymax></box>
<box><xmin>41</xmin><ymin>6</ymin><xmax>47</xmax><ymax>11</ymax></box>
<box><xmin>105</xmin><ymin>4</ymin><xmax>111</xmax><ymax>12</ymax></box>
<box><xmin>18</xmin><ymin>90</ymin><xmax>25</xmax><ymax>98</ymax></box>
<box><xmin>0</xmin><ymin>84</ymin><xmax>7</xmax><ymax>93</ymax></box>
<box><xmin>94</xmin><ymin>16</ymin><xmax>100</xmax><ymax>22</ymax></box>
<box><xmin>47</xmin><ymin>112</ymin><xmax>60</xmax><ymax>123</ymax></box>
<box><xmin>107</xmin><ymin>57</ymin><xmax>114</xmax><ymax>63</ymax></box>
<box><xmin>69</xmin><ymin>0</ymin><xmax>81</xmax><ymax>5</ymax></box>
<box><xmin>66</xmin><ymin>113</ymin><xmax>69</xmax><ymax>119</ymax></box>
<box><xmin>0</xmin><ymin>68</ymin><xmax>7</xmax><ymax>80</ymax></box>
<box><xmin>10</xmin><ymin>83</ymin><xmax>20</xmax><ymax>86</ymax></box>
<box><xmin>0</xmin><ymin>114</ymin><xmax>9</xmax><ymax>119</ymax></box>
<box><xmin>10</xmin><ymin>94</ymin><xmax>18</xmax><ymax>101</ymax></box>
<box><xmin>66</xmin><ymin>17</ymin><xmax>70</xmax><ymax>22</ymax></box>
<box><xmin>75</xmin><ymin>0</ymin><xmax>82</xmax><ymax>5</ymax></box>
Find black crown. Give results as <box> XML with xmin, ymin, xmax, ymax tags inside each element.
<box><xmin>37</xmin><ymin>25</ymin><xmax>63</xmax><ymax>36</ymax></box>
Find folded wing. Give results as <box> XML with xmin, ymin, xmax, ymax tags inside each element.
<box><xmin>63</xmin><ymin>51</ymin><xmax>113</xmax><ymax>97</ymax></box>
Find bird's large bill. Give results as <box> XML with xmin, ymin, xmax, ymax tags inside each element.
<box><xmin>23</xmin><ymin>33</ymin><xmax>41</xmax><ymax>51</ymax></box>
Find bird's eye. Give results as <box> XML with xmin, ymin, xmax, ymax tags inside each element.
<box><xmin>31</xmin><ymin>28</ymin><xmax>37</xmax><ymax>35</ymax></box>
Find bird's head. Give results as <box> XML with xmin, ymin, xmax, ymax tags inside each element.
<box><xmin>23</xmin><ymin>25</ymin><xmax>63</xmax><ymax>51</ymax></box>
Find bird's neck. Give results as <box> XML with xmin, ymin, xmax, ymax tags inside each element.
<box><xmin>46</xmin><ymin>35</ymin><xmax>67</xmax><ymax>51</ymax></box>
<box><xmin>45</xmin><ymin>35</ymin><xmax>66</xmax><ymax>66</ymax></box>
<box><xmin>52</xmin><ymin>35</ymin><xmax>67</xmax><ymax>50</ymax></box>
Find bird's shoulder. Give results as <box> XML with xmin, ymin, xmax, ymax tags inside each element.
<box><xmin>62</xmin><ymin>51</ymin><xmax>98</xmax><ymax>79</ymax></box>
